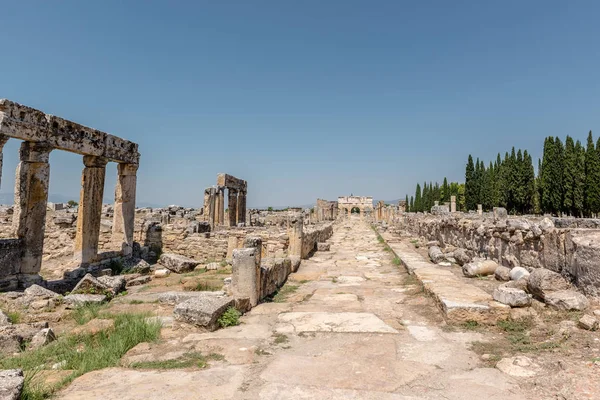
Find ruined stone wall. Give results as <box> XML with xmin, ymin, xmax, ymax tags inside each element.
<box><xmin>396</xmin><ymin>213</ymin><xmax>600</xmax><ymax>296</ymax></box>
<box><xmin>302</xmin><ymin>222</ymin><xmax>334</xmax><ymax>259</ymax></box>
<box><xmin>247</xmin><ymin>209</ymin><xmax>312</xmax><ymax>227</ymax></box>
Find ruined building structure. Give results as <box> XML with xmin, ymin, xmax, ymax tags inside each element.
<box><xmin>338</xmin><ymin>195</ymin><xmax>374</xmax><ymax>218</ymax></box>
<box><xmin>0</xmin><ymin>99</ymin><xmax>140</xmax><ymax>290</ymax></box>
<box><xmin>203</xmin><ymin>173</ymin><xmax>247</xmax><ymax>229</ymax></box>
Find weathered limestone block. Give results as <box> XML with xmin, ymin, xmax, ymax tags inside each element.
<box><xmin>260</xmin><ymin>257</ymin><xmax>292</xmax><ymax>299</ymax></box>
<box><xmin>126</xmin><ymin>275</ymin><xmax>152</xmax><ymax>287</ymax></box>
<box><xmin>462</xmin><ymin>260</ymin><xmax>499</xmax><ymax>277</ymax></box>
<box><xmin>510</xmin><ymin>267</ymin><xmax>530</xmax><ymax>281</ymax></box>
<box><xmin>64</xmin><ymin>294</ymin><xmax>107</xmax><ymax>307</ymax></box>
<box><xmin>158</xmin><ymin>291</ymin><xmax>225</xmax><ymax>306</ymax></box>
<box><xmin>28</xmin><ymin>328</ymin><xmax>56</xmax><ymax>350</ymax></box>
<box><xmin>494</xmin><ymin>266</ymin><xmax>511</xmax><ymax>281</ymax></box>
<box><xmin>545</xmin><ymin>290</ymin><xmax>588</xmax><ymax>311</ymax></box>
<box><xmin>0</xmin><ymin>369</ymin><xmax>24</xmax><ymax>400</ymax></box>
<box><xmin>566</xmin><ymin>230</ymin><xmax>600</xmax><ymax>296</ymax></box>
<box><xmin>289</xmin><ymin>255</ymin><xmax>301</xmax><ymax>273</ymax></box>
<box><xmin>97</xmin><ymin>275</ymin><xmax>127</xmax><ymax>295</ymax></box>
<box><xmin>232</xmin><ymin>248</ymin><xmax>259</xmax><ymax>308</ymax></box>
<box><xmin>317</xmin><ymin>242</ymin><xmax>330</xmax><ymax>251</ymax></box>
<box><xmin>72</xmin><ymin>274</ymin><xmax>111</xmax><ymax>296</ymax></box>
<box><xmin>428</xmin><ymin>246</ymin><xmax>445</xmax><ymax>264</ymax></box>
<box><xmin>453</xmin><ymin>248</ymin><xmax>471</xmax><ymax>266</ymax></box>
<box><xmin>493</xmin><ymin>286</ymin><xmax>531</xmax><ymax>307</ymax></box>
<box><xmin>23</xmin><ymin>284</ymin><xmax>60</xmax><ymax>299</ymax></box>
<box><xmin>527</xmin><ymin>268</ymin><xmax>572</xmax><ymax>300</ymax></box>
<box><xmin>578</xmin><ymin>314</ymin><xmax>598</xmax><ymax>331</ymax></box>
<box><xmin>159</xmin><ymin>253</ymin><xmax>199</xmax><ymax>273</ymax></box>
<box><xmin>0</xmin><ymin>310</ymin><xmax>11</xmax><ymax>326</ymax></box>
<box><xmin>173</xmin><ymin>294</ymin><xmax>234</xmax><ymax>331</ymax></box>
<box><xmin>154</xmin><ymin>268</ymin><xmax>171</xmax><ymax>278</ymax></box>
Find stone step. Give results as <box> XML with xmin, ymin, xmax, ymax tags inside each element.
<box><xmin>380</xmin><ymin>231</ymin><xmax>509</xmax><ymax>325</ymax></box>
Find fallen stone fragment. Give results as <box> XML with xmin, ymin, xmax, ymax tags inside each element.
<box><xmin>97</xmin><ymin>275</ymin><xmax>127</xmax><ymax>295</ymax></box>
<box><xmin>493</xmin><ymin>286</ymin><xmax>531</xmax><ymax>307</ymax></box>
<box><xmin>453</xmin><ymin>248</ymin><xmax>471</xmax><ymax>266</ymax></box>
<box><xmin>317</xmin><ymin>242</ymin><xmax>330</xmax><ymax>251</ymax></box>
<box><xmin>154</xmin><ymin>268</ymin><xmax>171</xmax><ymax>278</ymax></box>
<box><xmin>72</xmin><ymin>274</ymin><xmax>111</xmax><ymax>296</ymax></box>
<box><xmin>128</xmin><ymin>259</ymin><xmax>151</xmax><ymax>274</ymax></box>
<box><xmin>509</xmin><ymin>267</ymin><xmax>530</xmax><ymax>281</ymax></box>
<box><xmin>462</xmin><ymin>260</ymin><xmax>498</xmax><ymax>277</ymax></box>
<box><xmin>504</xmin><ymin>278</ymin><xmax>529</xmax><ymax>292</ymax></box>
<box><xmin>173</xmin><ymin>294</ymin><xmax>234</xmax><ymax>331</ymax></box>
<box><xmin>159</xmin><ymin>253</ymin><xmax>199</xmax><ymax>273</ymax></box>
<box><xmin>528</xmin><ymin>269</ymin><xmax>571</xmax><ymax>300</ymax></box>
<box><xmin>0</xmin><ymin>324</ymin><xmax>40</xmax><ymax>355</ymax></box>
<box><xmin>126</xmin><ymin>276</ymin><xmax>152</xmax><ymax>287</ymax></box>
<box><xmin>496</xmin><ymin>356</ymin><xmax>539</xmax><ymax>377</ymax></box>
<box><xmin>205</xmin><ymin>262</ymin><xmax>220</xmax><ymax>270</ymax></box>
<box><xmin>0</xmin><ymin>310</ymin><xmax>11</xmax><ymax>326</ymax></box>
<box><xmin>494</xmin><ymin>266</ymin><xmax>511</xmax><ymax>281</ymax></box>
<box><xmin>438</xmin><ymin>261</ymin><xmax>452</xmax><ymax>267</ymax></box>
<box><xmin>428</xmin><ymin>246</ymin><xmax>445</xmax><ymax>264</ymax></box>
<box><xmin>0</xmin><ymin>369</ymin><xmax>24</xmax><ymax>400</ymax></box>
<box><xmin>578</xmin><ymin>314</ymin><xmax>598</xmax><ymax>331</ymax></box>
<box><xmin>28</xmin><ymin>328</ymin><xmax>56</xmax><ymax>350</ymax></box>
<box><xmin>72</xmin><ymin>319</ymin><xmax>115</xmax><ymax>335</ymax></box>
<box><xmin>158</xmin><ymin>291</ymin><xmax>226</xmax><ymax>306</ymax></box>
<box><xmin>545</xmin><ymin>290</ymin><xmax>588</xmax><ymax>311</ymax></box>
<box><xmin>64</xmin><ymin>294</ymin><xmax>107</xmax><ymax>307</ymax></box>
<box><xmin>24</xmin><ymin>284</ymin><xmax>60</xmax><ymax>299</ymax></box>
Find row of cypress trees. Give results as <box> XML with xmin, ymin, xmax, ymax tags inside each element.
<box><xmin>404</xmin><ymin>131</ymin><xmax>600</xmax><ymax>217</ymax></box>
<box><xmin>404</xmin><ymin>179</ymin><xmax>465</xmax><ymax>213</ymax></box>
<box><xmin>464</xmin><ymin>131</ymin><xmax>600</xmax><ymax>216</ymax></box>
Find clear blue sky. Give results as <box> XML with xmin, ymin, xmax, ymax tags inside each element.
<box><xmin>2</xmin><ymin>1</ymin><xmax>600</xmax><ymax>207</ymax></box>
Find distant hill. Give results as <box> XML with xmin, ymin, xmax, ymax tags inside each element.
<box><xmin>0</xmin><ymin>193</ymin><xmax>163</xmax><ymax>208</ymax></box>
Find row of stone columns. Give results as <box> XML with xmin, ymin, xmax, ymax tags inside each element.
<box><xmin>205</xmin><ymin>186</ymin><xmax>247</xmax><ymax>228</ymax></box>
<box><xmin>0</xmin><ymin>138</ymin><xmax>138</xmax><ymax>277</ymax></box>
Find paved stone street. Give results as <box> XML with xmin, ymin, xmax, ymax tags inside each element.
<box><xmin>59</xmin><ymin>218</ymin><xmax>528</xmax><ymax>399</ymax></box>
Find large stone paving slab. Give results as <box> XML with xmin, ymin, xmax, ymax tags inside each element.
<box><xmin>57</xmin><ymin>366</ymin><xmax>246</xmax><ymax>400</ymax></box>
<box><xmin>259</xmin><ymin>383</ymin><xmax>422</xmax><ymax>399</ymax></box>
<box><xmin>275</xmin><ymin>311</ymin><xmax>398</xmax><ymax>334</ymax></box>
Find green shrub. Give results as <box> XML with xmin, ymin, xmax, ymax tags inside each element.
<box><xmin>218</xmin><ymin>307</ymin><xmax>241</xmax><ymax>328</ymax></box>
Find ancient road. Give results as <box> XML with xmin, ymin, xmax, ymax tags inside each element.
<box><xmin>59</xmin><ymin>218</ymin><xmax>528</xmax><ymax>399</ymax></box>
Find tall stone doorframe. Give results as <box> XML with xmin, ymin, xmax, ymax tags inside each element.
<box><xmin>203</xmin><ymin>173</ymin><xmax>247</xmax><ymax>229</ymax></box>
<box><xmin>337</xmin><ymin>196</ymin><xmax>374</xmax><ymax>220</ymax></box>
<box><xmin>0</xmin><ymin>99</ymin><xmax>140</xmax><ymax>290</ymax></box>
<box><xmin>315</xmin><ymin>198</ymin><xmax>338</xmax><ymax>222</ymax></box>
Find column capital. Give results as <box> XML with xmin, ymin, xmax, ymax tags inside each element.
<box><xmin>19</xmin><ymin>141</ymin><xmax>53</xmax><ymax>163</ymax></box>
<box><xmin>117</xmin><ymin>163</ymin><xmax>139</xmax><ymax>176</ymax></box>
<box><xmin>83</xmin><ymin>155</ymin><xmax>108</xmax><ymax>168</ymax></box>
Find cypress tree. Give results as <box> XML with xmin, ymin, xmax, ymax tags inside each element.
<box><xmin>573</xmin><ymin>140</ymin><xmax>586</xmax><ymax>217</ymax></box>
<box><xmin>442</xmin><ymin>177</ymin><xmax>449</xmax><ymax>202</ymax></box>
<box><xmin>485</xmin><ymin>161</ymin><xmax>495</xmax><ymax>210</ymax></box>
<box><xmin>405</xmin><ymin>194</ymin><xmax>410</xmax><ymax>212</ymax></box>
<box><xmin>541</xmin><ymin>137</ymin><xmax>555</xmax><ymax>214</ymax></box>
<box><xmin>523</xmin><ymin>150</ymin><xmax>536</xmax><ymax>214</ymax></box>
<box><xmin>415</xmin><ymin>184</ymin><xmax>422</xmax><ymax>212</ymax></box>
<box><xmin>563</xmin><ymin>136</ymin><xmax>576</xmax><ymax>215</ymax></box>
<box><xmin>409</xmin><ymin>196</ymin><xmax>414</xmax><ymax>213</ymax></box>
<box><xmin>554</xmin><ymin>137</ymin><xmax>565</xmax><ymax>215</ymax></box>
<box><xmin>465</xmin><ymin>155</ymin><xmax>476</xmax><ymax>211</ymax></box>
<box><xmin>585</xmin><ymin>132</ymin><xmax>600</xmax><ymax>216</ymax></box>
<box><xmin>422</xmin><ymin>182</ymin><xmax>429</xmax><ymax>212</ymax></box>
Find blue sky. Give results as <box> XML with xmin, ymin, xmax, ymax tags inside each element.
<box><xmin>1</xmin><ymin>1</ymin><xmax>600</xmax><ymax>207</ymax></box>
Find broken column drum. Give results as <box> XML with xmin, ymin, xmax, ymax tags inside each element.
<box><xmin>0</xmin><ymin>99</ymin><xmax>140</xmax><ymax>290</ymax></box>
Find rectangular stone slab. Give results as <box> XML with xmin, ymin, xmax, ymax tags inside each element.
<box><xmin>275</xmin><ymin>312</ymin><xmax>398</xmax><ymax>334</ymax></box>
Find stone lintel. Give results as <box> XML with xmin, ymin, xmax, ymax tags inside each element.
<box><xmin>0</xmin><ymin>99</ymin><xmax>139</xmax><ymax>164</ymax></box>
<box><xmin>217</xmin><ymin>173</ymin><xmax>247</xmax><ymax>192</ymax></box>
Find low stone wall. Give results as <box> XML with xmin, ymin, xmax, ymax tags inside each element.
<box><xmin>397</xmin><ymin>213</ymin><xmax>600</xmax><ymax>296</ymax></box>
<box><xmin>0</xmin><ymin>239</ymin><xmax>22</xmax><ymax>291</ymax></box>
<box><xmin>260</xmin><ymin>257</ymin><xmax>293</xmax><ymax>299</ymax></box>
<box><xmin>302</xmin><ymin>223</ymin><xmax>334</xmax><ymax>258</ymax></box>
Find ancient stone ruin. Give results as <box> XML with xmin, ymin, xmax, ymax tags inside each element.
<box><xmin>203</xmin><ymin>173</ymin><xmax>247</xmax><ymax>229</ymax></box>
<box><xmin>337</xmin><ymin>195</ymin><xmax>374</xmax><ymax>218</ymax></box>
<box><xmin>0</xmin><ymin>100</ymin><xmax>139</xmax><ymax>290</ymax></box>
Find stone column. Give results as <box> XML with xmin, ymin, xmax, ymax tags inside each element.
<box><xmin>205</xmin><ymin>187</ymin><xmax>216</xmax><ymax>229</ymax></box>
<box><xmin>237</xmin><ymin>190</ymin><xmax>246</xmax><ymax>226</ymax></box>
<box><xmin>232</xmin><ymin>248</ymin><xmax>259</xmax><ymax>309</ymax></box>
<box><xmin>477</xmin><ymin>204</ymin><xmax>483</xmax><ymax>215</ymax></box>
<box><xmin>217</xmin><ymin>187</ymin><xmax>225</xmax><ymax>225</ymax></box>
<box><xmin>228</xmin><ymin>189</ymin><xmax>238</xmax><ymax>227</ymax></box>
<box><xmin>12</xmin><ymin>142</ymin><xmax>53</xmax><ymax>278</ymax></box>
<box><xmin>288</xmin><ymin>214</ymin><xmax>304</xmax><ymax>258</ymax></box>
<box><xmin>0</xmin><ymin>135</ymin><xmax>8</xmax><ymax>190</ymax></box>
<box><xmin>450</xmin><ymin>196</ymin><xmax>456</xmax><ymax>213</ymax></box>
<box><xmin>112</xmin><ymin>163</ymin><xmax>138</xmax><ymax>256</ymax></box>
<box><xmin>74</xmin><ymin>156</ymin><xmax>108</xmax><ymax>264</ymax></box>
<box><xmin>243</xmin><ymin>236</ymin><xmax>262</xmax><ymax>305</ymax></box>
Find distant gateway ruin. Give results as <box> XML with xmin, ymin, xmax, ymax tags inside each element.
<box><xmin>0</xmin><ymin>99</ymin><xmax>140</xmax><ymax>290</ymax></box>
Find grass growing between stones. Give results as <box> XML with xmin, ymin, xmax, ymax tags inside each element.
<box><xmin>392</xmin><ymin>256</ymin><xmax>401</xmax><ymax>266</ymax></box>
<box><xmin>72</xmin><ymin>303</ymin><xmax>107</xmax><ymax>325</ymax></box>
<box><xmin>6</xmin><ymin>309</ymin><xmax>22</xmax><ymax>324</ymax></box>
<box><xmin>272</xmin><ymin>284</ymin><xmax>299</xmax><ymax>303</ymax></box>
<box><xmin>131</xmin><ymin>352</ymin><xmax>224</xmax><ymax>370</ymax></box>
<box><xmin>0</xmin><ymin>313</ymin><xmax>161</xmax><ymax>399</ymax></box>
